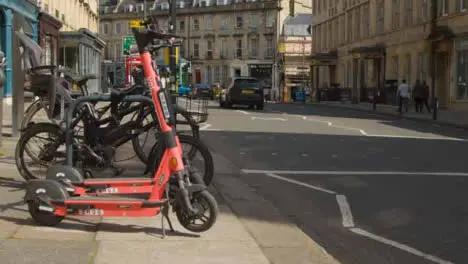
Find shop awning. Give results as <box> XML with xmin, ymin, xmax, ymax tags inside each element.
<box><xmin>349</xmin><ymin>45</ymin><xmax>385</xmax><ymax>59</ymax></box>
<box><xmin>427</xmin><ymin>25</ymin><xmax>455</xmax><ymax>41</ymax></box>
<box><xmin>310</xmin><ymin>50</ymin><xmax>337</xmax><ymax>66</ymax></box>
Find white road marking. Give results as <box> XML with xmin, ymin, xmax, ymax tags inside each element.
<box><xmin>259</xmin><ymin>172</ymin><xmax>454</xmax><ymax>264</ymax></box>
<box><xmin>242</xmin><ymin>169</ymin><xmax>468</xmax><ymax>177</ymax></box>
<box><xmin>271</xmin><ymin>152</ymin><xmax>278</xmax><ymax>156</ymax></box>
<box><xmin>199</xmin><ymin>123</ymin><xmax>212</xmax><ymax>130</ymax></box>
<box><xmin>265</xmin><ymin>173</ymin><xmax>336</xmax><ymax>194</ymax></box>
<box><xmin>336</xmin><ymin>195</ymin><xmax>355</xmax><ymax>228</ymax></box>
<box><xmin>366</xmin><ymin>134</ymin><xmax>467</xmax><ymax>141</ymax></box>
<box><xmin>359</xmin><ymin>130</ymin><xmax>368</xmax><ymax>136</ymax></box>
<box><xmin>300</xmin><ymin>153</ymin><xmax>308</xmax><ymax>157</ymax></box>
<box><xmin>236</xmin><ymin>110</ymin><xmax>250</xmax><ymax>115</ymax></box>
<box><xmin>350</xmin><ymin>228</ymin><xmax>454</xmax><ymax>264</ymax></box>
<box><xmin>251</xmin><ymin>116</ymin><xmax>287</xmax><ymax>121</ymax></box>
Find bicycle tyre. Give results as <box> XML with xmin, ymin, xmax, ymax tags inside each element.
<box><xmin>16</xmin><ymin>122</ymin><xmax>65</xmax><ymax>181</ymax></box>
<box><xmin>147</xmin><ymin>134</ymin><xmax>214</xmax><ymax>186</ymax></box>
<box><xmin>131</xmin><ymin>105</ymin><xmax>200</xmax><ymax>164</ymax></box>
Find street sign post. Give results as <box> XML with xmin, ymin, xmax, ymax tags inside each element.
<box><xmin>122</xmin><ymin>36</ymin><xmax>136</xmax><ymax>56</ymax></box>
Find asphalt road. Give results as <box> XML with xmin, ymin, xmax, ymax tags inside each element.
<box><xmin>201</xmin><ymin>101</ymin><xmax>468</xmax><ymax>264</ymax></box>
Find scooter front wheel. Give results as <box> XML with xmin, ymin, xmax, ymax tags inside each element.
<box><xmin>176</xmin><ymin>190</ymin><xmax>218</xmax><ymax>233</ymax></box>
<box><xmin>27</xmin><ymin>201</ymin><xmax>64</xmax><ymax>226</ymax></box>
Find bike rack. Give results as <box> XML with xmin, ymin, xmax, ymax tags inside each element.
<box><xmin>65</xmin><ymin>94</ymin><xmax>155</xmax><ymax>165</ymax></box>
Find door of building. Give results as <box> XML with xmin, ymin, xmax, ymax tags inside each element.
<box><xmin>436</xmin><ymin>52</ymin><xmax>449</xmax><ymax>108</ymax></box>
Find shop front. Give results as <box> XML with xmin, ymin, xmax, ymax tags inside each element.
<box><xmin>310</xmin><ymin>50</ymin><xmax>337</xmax><ymax>91</ymax></box>
<box><xmin>0</xmin><ymin>0</ymin><xmax>38</xmax><ymax>97</ymax></box>
<box><xmin>455</xmin><ymin>37</ymin><xmax>468</xmax><ymax>102</ymax></box>
<box><xmin>59</xmin><ymin>28</ymin><xmax>105</xmax><ymax>93</ymax></box>
<box><xmin>38</xmin><ymin>11</ymin><xmax>62</xmax><ymax>66</ymax></box>
<box><xmin>348</xmin><ymin>44</ymin><xmax>385</xmax><ymax>103</ymax></box>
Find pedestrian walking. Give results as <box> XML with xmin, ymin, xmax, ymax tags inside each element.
<box><xmin>422</xmin><ymin>80</ymin><xmax>431</xmax><ymax>113</ymax></box>
<box><xmin>412</xmin><ymin>79</ymin><xmax>425</xmax><ymax>112</ymax></box>
<box><xmin>397</xmin><ymin>79</ymin><xmax>410</xmax><ymax>113</ymax></box>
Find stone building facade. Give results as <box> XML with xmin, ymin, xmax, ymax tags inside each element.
<box><xmin>312</xmin><ymin>0</ymin><xmax>468</xmax><ymax>109</ymax></box>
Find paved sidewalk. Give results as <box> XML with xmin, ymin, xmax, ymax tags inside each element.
<box><xmin>314</xmin><ymin>101</ymin><xmax>468</xmax><ymax>129</ymax></box>
<box><xmin>0</xmin><ymin>137</ymin><xmax>339</xmax><ymax>264</ymax></box>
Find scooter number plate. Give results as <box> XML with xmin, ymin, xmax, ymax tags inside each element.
<box><xmin>78</xmin><ymin>209</ymin><xmax>104</xmax><ymax>216</ymax></box>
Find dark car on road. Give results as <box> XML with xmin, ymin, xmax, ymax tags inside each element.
<box><xmin>219</xmin><ymin>77</ymin><xmax>264</xmax><ymax>110</ymax></box>
<box><xmin>190</xmin><ymin>83</ymin><xmax>213</xmax><ymax>99</ymax></box>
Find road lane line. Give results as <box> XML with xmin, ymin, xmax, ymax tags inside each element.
<box><xmin>236</xmin><ymin>110</ymin><xmax>250</xmax><ymax>115</ymax></box>
<box><xmin>336</xmin><ymin>195</ymin><xmax>355</xmax><ymax>228</ymax></box>
<box><xmin>258</xmin><ymin>171</ymin><xmax>455</xmax><ymax>264</ymax></box>
<box><xmin>350</xmin><ymin>228</ymin><xmax>454</xmax><ymax>264</ymax></box>
<box><xmin>251</xmin><ymin>116</ymin><xmax>287</xmax><ymax>121</ymax></box>
<box><xmin>264</xmin><ymin>173</ymin><xmax>336</xmax><ymax>194</ymax></box>
<box><xmin>199</xmin><ymin>123</ymin><xmax>212</xmax><ymax>130</ymax></box>
<box><xmin>242</xmin><ymin>169</ymin><xmax>468</xmax><ymax>176</ymax></box>
<box><xmin>366</xmin><ymin>134</ymin><xmax>467</xmax><ymax>141</ymax></box>
<box><xmin>359</xmin><ymin>129</ymin><xmax>368</xmax><ymax>136</ymax></box>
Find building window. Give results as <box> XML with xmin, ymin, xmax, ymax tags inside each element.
<box><xmin>206</xmin><ymin>40</ymin><xmax>213</xmax><ymax>58</ymax></box>
<box><xmin>179</xmin><ymin>20</ymin><xmax>185</xmax><ymax>31</ymax></box>
<box><xmin>405</xmin><ymin>0</ymin><xmax>413</xmax><ymax>26</ymax></box>
<box><xmin>265</xmin><ymin>12</ymin><xmax>274</xmax><ymax>27</ymax></box>
<box><xmin>393</xmin><ymin>56</ymin><xmax>399</xmax><ymax>79</ymax></box>
<box><xmin>115</xmin><ymin>23</ymin><xmax>121</xmax><ymax>34</ymax></box>
<box><xmin>418</xmin><ymin>0</ymin><xmax>428</xmax><ymax>22</ymax></box>
<box><xmin>406</xmin><ymin>54</ymin><xmax>412</xmax><ymax>85</ymax></box>
<box><xmin>103</xmin><ymin>23</ymin><xmax>109</xmax><ymax>35</ymax></box>
<box><xmin>392</xmin><ymin>0</ymin><xmax>400</xmax><ymax>30</ymax></box>
<box><xmin>362</xmin><ymin>4</ymin><xmax>370</xmax><ymax>37</ymax></box>
<box><xmin>354</xmin><ymin>7</ymin><xmax>360</xmax><ymax>40</ymax></box>
<box><xmin>456</xmin><ymin>47</ymin><xmax>468</xmax><ymax>99</ymax></box>
<box><xmin>418</xmin><ymin>52</ymin><xmax>427</xmax><ymax>81</ymax></box>
<box><xmin>214</xmin><ymin>66</ymin><xmax>221</xmax><ymax>83</ymax></box>
<box><xmin>61</xmin><ymin>14</ymin><xmax>65</xmax><ymax>23</ymax></box>
<box><xmin>376</xmin><ymin>3</ymin><xmax>384</xmax><ymax>34</ymax></box>
<box><xmin>249</xmin><ymin>13</ymin><xmax>259</xmax><ymax>28</ymax></box>
<box><xmin>327</xmin><ymin>21</ymin><xmax>332</xmax><ymax>48</ymax></box>
<box><xmin>222</xmin><ymin>65</ymin><xmax>229</xmax><ymax>84</ymax></box>
<box><xmin>347</xmin><ymin>12</ymin><xmax>353</xmax><ymax>42</ymax></box>
<box><xmin>235</xmin><ymin>16</ymin><xmax>243</xmax><ymax>29</ymax></box>
<box><xmin>55</xmin><ymin>9</ymin><xmax>59</xmax><ymax>18</ymax></box>
<box><xmin>265</xmin><ymin>37</ymin><xmax>273</xmax><ymax>58</ymax></box>
<box><xmin>340</xmin><ymin>15</ymin><xmax>345</xmax><ymax>44</ymax></box>
<box><xmin>205</xmin><ymin>15</ymin><xmax>213</xmax><ymax>30</ymax></box>
<box><xmin>236</xmin><ymin>39</ymin><xmax>242</xmax><ymax>58</ymax></box>
<box><xmin>180</xmin><ymin>43</ymin><xmax>185</xmax><ymax>58</ymax></box>
<box><xmin>248</xmin><ymin>38</ymin><xmax>258</xmax><ymax>58</ymax></box>
<box><xmin>438</xmin><ymin>0</ymin><xmax>449</xmax><ymax>16</ymax></box>
<box><xmin>193</xmin><ymin>18</ymin><xmax>199</xmax><ymax>31</ymax></box>
<box><xmin>220</xmin><ymin>38</ymin><xmax>228</xmax><ymax>58</ymax></box>
<box><xmin>220</xmin><ymin>17</ymin><xmax>229</xmax><ymax>30</ymax></box>
<box><xmin>193</xmin><ymin>40</ymin><xmax>199</xmax><ymax>58</ymax></box>
<box><xmin>206</xmin><ymin>65</ymin><xmax>212</xmax><ymax>84</ymax></box>
<box><xmin>461</xmin><ymin>0</ymin><xmax>468</xmax><ymax>11</ymax></box>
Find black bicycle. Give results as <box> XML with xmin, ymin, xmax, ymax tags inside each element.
<box><xmin>15</xmin><ymin>73</ymin><xmax>213</xmax><ymax>186</ymax></box>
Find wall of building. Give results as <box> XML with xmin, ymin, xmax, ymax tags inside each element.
<box><xmin>37</xmin><ymin>0</ymin><xmax>99</xmax><ymax>32</ymax></box>
<box><xmin>311</xmin><ymin>0</ymin><xmax>468</xmax><ymax>109</ymax></box>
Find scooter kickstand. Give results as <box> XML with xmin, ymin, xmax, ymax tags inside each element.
<box><xmin>160</xmin><ymin>187</ymin><xmax>174</xmax><ymax>239</ymax></box>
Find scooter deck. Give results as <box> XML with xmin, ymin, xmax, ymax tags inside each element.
<box><xmin>83</xmin><ymin>177</ymin><xmax>154</xmax><ymax>185</ymax></box>
<box><xmin>65</xmin><ymin>196</ymin><xmax>168</xmax><ymax>207</ymax></box>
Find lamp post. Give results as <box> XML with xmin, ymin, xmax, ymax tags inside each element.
<box><xmin>429</xmin><ymin>0</ymin><xmax>438</xmax><ymax>120</ymax></box>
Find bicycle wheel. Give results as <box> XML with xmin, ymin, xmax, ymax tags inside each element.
<box><xmin>131</xmin><ymin>104</ymin><xmax>199</xmax><ymax>164</ymax></box>
<box><xmin>15</xmin><ymin>123</ymin><xmax>67</xmax><ymax>181</ymax></box>
<box><xmin>147</xmin><ymin>134</ymin><xmax>214</xmax><ymax>186</ymax></box>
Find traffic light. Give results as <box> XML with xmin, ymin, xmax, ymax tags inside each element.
<box><xmin>164</xmin><ymin>47</ymin><xmax>179</xmax><ymax>66</ymax></box>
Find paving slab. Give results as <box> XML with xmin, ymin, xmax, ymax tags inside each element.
<box><xmin>96</xmin><ymin>205</ymin><xmax>256</xmax><ymax>244</ymax></box>
<box><xmin>13</xmin><ymin>216</ymin><xmax>100</xmax><ymax>241</ymax></box>
<box><xmin>94</xmin><ymin>240</ymin><xmax>269</xmax><ymax>264</ymax></box>
<box><xmin>0</xmin><ymin>239</ymin><xmax>97</xmax><ymax>264</ymax></box>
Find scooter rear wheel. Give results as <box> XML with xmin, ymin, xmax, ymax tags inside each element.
<box><xmin>27</xmin><ymin>201</ymin><xmax>64</xmax><ymax>226</ymax></box>
<box><xmin>176</xmin><ymin>190</ymin><xmax>218</xmax><ymax>233</ymax></box>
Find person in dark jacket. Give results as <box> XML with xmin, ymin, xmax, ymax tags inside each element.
<box><xmin>422</xmin><ymin>80</ymin><xmax>431</xmax><ymax>113</ymax></box>
<box><xmin>412</xmin><ymin>79</ymin><xmax>425</xmax><ymax>112</ymax></box>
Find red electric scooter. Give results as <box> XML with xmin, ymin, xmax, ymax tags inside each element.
<box><xmin>24</xmin><ymin>20</ymin><xmax>218</xmax><ymax>235</ymax></box>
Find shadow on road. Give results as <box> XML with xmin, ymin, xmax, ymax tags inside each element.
<box><xmin>201</xmin><ymin>129</ymin><xmax>468</xmax><ymax>264</ymax></box>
